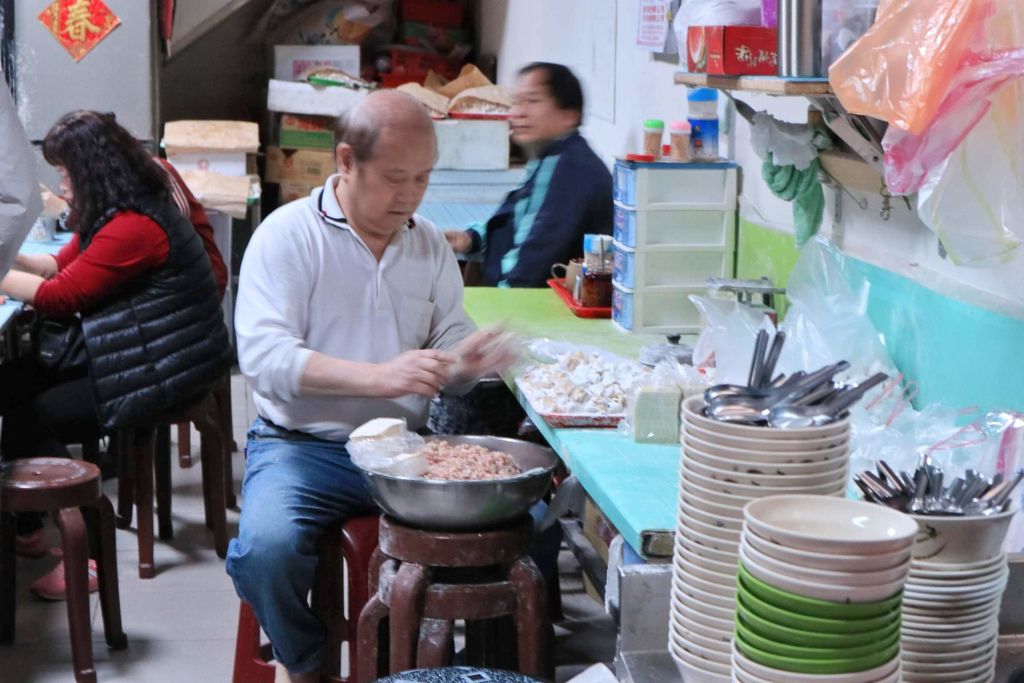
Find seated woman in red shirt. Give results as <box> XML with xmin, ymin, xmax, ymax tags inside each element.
<box><xmin>0</xmin><ymin>110</ymin><xmax>232</xmax><ymax>597</ymax></box>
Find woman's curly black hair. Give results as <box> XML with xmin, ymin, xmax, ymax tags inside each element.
<box><xmin>42</xmin><ymin>110</ymin><xmax>171</xmax><ymax>241</ymax></box>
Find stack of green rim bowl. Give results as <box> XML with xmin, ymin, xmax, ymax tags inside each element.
<box><xmin>732</xmin><ymin>495</ymin><xmax>918</xmax><ymax>683</ymax></box>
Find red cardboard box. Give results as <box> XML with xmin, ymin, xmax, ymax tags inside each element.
<box><xmin>687</xmin><ymin>26</ymin><xmax>778</xmax><ymax>76</ymax></box>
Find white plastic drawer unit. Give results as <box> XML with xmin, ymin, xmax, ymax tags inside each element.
<box><xmin>613</xmin><ymin>203</ymin><xmax>737</xmax><ymax>250</ymax></box>
<box><xmin>612</xmin><ymin>160</ymin><xmax>738</xmax><ymax>210</ymax></box>
<box><xmin>612</xmin><ymin>241</ymin><xmax>735</xmax><ymax>290</ymax></box>
<box><xmin>612</xmin><ymin>283</ymin><xmax>704</xmax><ymax>334</ymax></box>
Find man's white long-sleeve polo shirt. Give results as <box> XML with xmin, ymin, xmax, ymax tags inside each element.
<box><xmin>235</xmin><ymin>175</ymin><xmax>476</xmax><ymax>441</ymax></box>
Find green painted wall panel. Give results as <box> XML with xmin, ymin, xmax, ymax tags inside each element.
<box><xmin>735</xmin><ymin>220</ymin><xmax>1024</xmax><ymax>414</ymax></box>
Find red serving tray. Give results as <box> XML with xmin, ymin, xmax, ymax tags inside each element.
<box><xmin>547</xmin><ymin>278</ymin><xmax>611</xmax><ymax>319</ymax></box>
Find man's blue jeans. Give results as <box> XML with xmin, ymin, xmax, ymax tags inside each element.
<box><xmin>225</xmin><ymin>418</ymin><xmax>376</xmax><ymax>674</ymax></box>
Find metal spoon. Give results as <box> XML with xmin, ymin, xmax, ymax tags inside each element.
<box><xmin>766</xmin><ymin>373</ymin><xmax>888</xmax><ymax>429</ymax></box>
<box><xmin>706</xmin><ymin>363</ymin><xmax>852</xmax><ymax>423</ymax></box>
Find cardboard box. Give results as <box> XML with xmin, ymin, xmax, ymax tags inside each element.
<box><xmin>687</xmin><ymin>25</ymin><xmax>778</xmax><ymax>76</ymax></box>
<box><xmin>267</xmin><ymin>79</ymin><xmax>369</xmax><ymax>117</ymax></box>
<box><xmin>434</xmin><ymin>119</ymin><xmax>510</xmax><ymax>170</ymax></box>
<box><xmin>265</xmin><ymin>147</ymin><xmax>336</xmax><ymax>185</ymax></box>
<box><xmin>582</xmin><ymin>495</ymin><xmax>618</xmax><ymax>565</ymax></box>
<box><xmin>273</xmin><ymin>45</ymin><xmax>360</xmax><ymax>82</ymax></box>
<box><xmin>278</xmin><ymin>114</ymin><xmax>335</xmax><ymax>150</ymax></box>
<box><xmin>278</xmin><ymin>180</ymin><xmax>320</xmax><ymax>203</ymax></box>
<box><xmin>167</xmin><ymin>152</ymin><xmax>250</xmax><ymax>177</ymax></box>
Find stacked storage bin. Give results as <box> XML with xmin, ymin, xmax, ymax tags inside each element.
<box><xmin>612</xmin><ymin>159</ymin><xmax>738</xmax><ymax>333</ymax></box>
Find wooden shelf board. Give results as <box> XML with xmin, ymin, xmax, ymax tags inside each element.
<box><xmin>673</xmin><ymin>71</ymin><xmax>834</xmax><ymax>96</ymax></box>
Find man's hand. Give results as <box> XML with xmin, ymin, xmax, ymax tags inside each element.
<box><xmin>447</xmin><ymin>329</ymin><xmax>518</xmax><ymax>386</ymax></box>
<box><xmin>443</xmin><ymin>230</ymin><xmax>473</xmax><ymax>254</ymax></box>
<box><xmin>376</xmin><ymin>349</ymin><xmax>457</xmax><ymax>398</ymax></box>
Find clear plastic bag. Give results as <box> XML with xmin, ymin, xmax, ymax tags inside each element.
<box><xmin>689</xmin><ymin>295</ymin><xmax>774</xmax><ymax>386</ymax></box>
<box><xmin>821</xmin><ymin>0</ymin><xmax>879</xmax><ymax>70</ymax></box>
<box><xmin>347</xmin><ymin>430</ymin><xmax>427</xmax><ymax>476</ymax></box>
<box><xmin>774</xmin><ymin>239</ymin><xmax>897</xmax><ymax>381</ymax></box>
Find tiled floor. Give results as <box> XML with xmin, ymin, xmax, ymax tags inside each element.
<box><xmin>0</xmin><ymin>373</ymin><xmax>614</xmax><ymax>682</ymax></box>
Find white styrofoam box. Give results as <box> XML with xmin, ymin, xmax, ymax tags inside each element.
<box><xmin>612</xmin><ymin>282</ymin><xmax>705</xmax><ymax>334</ymax></box>
<box><xmin>434</xmin><ymin>119</ymin><xmax>510</xmax><ymax>170</ymax></box>
<box><xmin>612</xmin><ymin>241</ymin><xmax>734</xmax><ymax>290</ymax></box>
<box><xmin>613</xmin><ymin>160</ymin><xmax>737</xmax><ymax>210</ymax></box>
<box><xmin>166</xmin><ymin>152</ymin><xmax>248</xmax><ymax>177</ymax></box>
<box><xmin>267</xmin><ymin>79</ymin><xmax>368</xmax><ymax>117</ymax></box>
<box><xmin>613</xmin><ymin>202</ymin><xmax>736</xmax><ymax>250</ymax></box>
<box><xmin>273</xmin><ymin>45</ymin><xmax>360</xmax><ymax>82</ymax></box>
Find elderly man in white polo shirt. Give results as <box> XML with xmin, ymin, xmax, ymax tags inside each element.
<box><xmin>228</xmin><ymin>91</ymin><xmax>510</xmax><ymax>683</ymax></box>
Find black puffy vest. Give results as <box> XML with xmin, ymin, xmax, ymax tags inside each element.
<box><xmin>79</xmin><ymin>196</ymin><xmax>233</xmax><ymax>430</ymax></box>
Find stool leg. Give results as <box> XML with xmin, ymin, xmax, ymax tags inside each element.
<box><xmin>176</xmin><ymin>422</ymin><xmax>192</xmax><ymax>469</ymax></box>
<box><xmin>116</xmin><ymin>429</ymin><xmax>135</xmax><ymax>529</ymax></box>
<box><xmin>509</xmin><ymin>557</ymin><xmax>551</xmax><ymax>678</ymax></box>
<box><xmin>311</xmin><ymin>530</ymin><xmax>343</xmax><ymax>678</ymax></box>
<box><xmin>196</xmin><ymin>402</ymin><xmax>228</xmax><ymax>558</ymax></box>
<box><xmin>155</xmin><ymin>424</ymin><xmax>174</xmax><ymax>541</ymax></box>
<box><xmin>54</xmin><ymin>507</ymin><xmax>97</xmax><ymax>683</ymax></box>
<box><xmin>0</xmin><ymin>512</ymin><xmax>15</xmax><ymax>643</ymax></box>
<box><xmin>214</xmin><ymin>376</ymin><xmax>238</xmax><ymax>508</ymax></box>
<box><xmin>134</xmin><ymin>427</ymin><xmax>157</xmax><ymax>579</ymax></box>
<box><xmin>388</xmin><ymin>562</ymin><xmax>428</xmax><ymax>674</ymax></box>
<box><xmin>416</xmin><ymin>618</ymin><xmax>452</xmax><ymax>668</ymax></box>
<box><xmin>91</xmin><ymin>495</ymin><xmax>127</xmax><ymax>650</ymax></box>
<box><xmin>356</xmin><ymin>595</ymin><xmax>389</xmax><ymax>683</ymax></box>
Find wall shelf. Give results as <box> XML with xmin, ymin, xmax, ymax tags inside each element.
<box><xmin>673</xmin><ymin>71</ymin><xmax>833</xmax><ymax>96</ymax></box>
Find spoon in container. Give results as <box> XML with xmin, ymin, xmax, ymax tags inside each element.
<box><xmin>766</xmin><ymin>372</ymin><xmax>888</xmax><ymax>429</ymax></box>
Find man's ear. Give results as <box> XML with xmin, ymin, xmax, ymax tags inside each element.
<box><xmin>336</xmin><ymin>143</ymin><xmax>354</xmax><ymax>177</ymax></box>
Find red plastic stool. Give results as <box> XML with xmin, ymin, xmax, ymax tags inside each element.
<box><xmin>232</xmin><ymin>514</ymin><xmax>380</xmax><ymax>683</ymax></box>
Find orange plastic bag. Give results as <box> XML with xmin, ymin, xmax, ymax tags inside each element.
<box><xmin>829</xmin><ymin>0</ymin><xmax>990</xmax><ymax>135</ymax></box>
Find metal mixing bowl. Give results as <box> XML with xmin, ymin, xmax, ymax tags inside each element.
<box><xmin>357</xmin><ymin>435</ymin><xmax>558</xmax><ymax>531</ymax></box>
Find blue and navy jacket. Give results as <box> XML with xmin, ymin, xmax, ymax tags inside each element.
<box><xmin>467</xmin><ymin>131</ymin><xmax>613</xmax><ymax>287</ymax></box>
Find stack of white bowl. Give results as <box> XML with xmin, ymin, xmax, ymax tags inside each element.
<box><xmin>901</xmin><ymin>509</ymin><xmax>1017</xmax><ymax>682</ymax></box>
<box><xmin>733</xmin><ymin>495</ymin><xmax>918</xmax><ymax>683</ymax></box>
<box><xmin>670</xmin><ymin>397</ymin><xmax>851</xmax><ymax>683</ymax></box>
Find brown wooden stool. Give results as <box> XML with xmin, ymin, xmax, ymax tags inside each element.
<box><xmin>175</xmin><ymin>372</ymin><xmax>238</xmax><ymax>508</ymax></box>
<box><xmin>0</xmin><ymin>458</ymin><xmax>127</xmax><ymax>683</ymax></box>
<box><xmin>356</xmin><ymin>515</ymin><xmax>552</xmax><ymax>683</ymax></box>
<box><xmin>115</xmin><ymin>390</ymin><xmax>228</xmax><ymax>578</ymax></box>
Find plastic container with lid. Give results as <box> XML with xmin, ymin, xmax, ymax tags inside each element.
<box><xmin>687</xmin><ymin>88</ymin><xmax>719</xmax><ymax>161</ymax></box>
<box><xmin>669</xmin><ymin>120</ymin><xmax>692</xmax><ymax>162</ymax></box>
<box><xmin>642</xmin><ymin>119</ymin><xmax>665</xmax><ymax>158</ymax></box>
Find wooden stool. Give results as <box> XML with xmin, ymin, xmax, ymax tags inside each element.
<box><xmin>232</xmin><ymin>514</ymin><xmax>380</xmax><ymax>683</ymax></box>
<box><xmin>176</xmin><ymin>372</ymin><xmax>238</xmax><ymax>508</ymax></box>
<box><xmin>0</xmin><ymin>458</ymin><xmax>127</xmax><ymax>683</ymax></box>
<box><xmin>115</xmin><ymin>390</ymin><xmax>228</xmax><ymax>578</ymax></box>
<box><xmin>356</xmin><ymin>516</ymin><xmax>552</xmax><ymax>683</ymax></box>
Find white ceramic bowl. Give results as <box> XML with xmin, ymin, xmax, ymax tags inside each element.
<box><xmin>672</xmin><ymin>557</ymin><xmax>737</xmax><ymax>595</ymax></box>
<box><xmin>684</xmin><ymin>507</ymin><xmax>741</xmax><ymax>544</ymax></box>
<box><xmin>677</xmin><ymin>522</ymin><xmax>741</xmax><ymax>556</ymax></box>
<box><xmin>676</xmin><ymin>532</ymin><xmax>739</xmax><ymax>565</ymax></box>
<box><xmin>684</xmin><ymin>464</ymin><xmax>846</xmax><ymax>499</ymax></box>
<box><xmin>669</xmin><ymin>627</ymin><xmax>732</xmax><ymax>664</ymax></box>
<box><xmin>731</xmin><ymin>644</ymin><xmax>901</xmax><ymax>683</ymax></box>
<box><xmin>901</xmin><ymin>662</ymin><xmax>994</xmax><ymax>683</ymax></box>
<box><xmin>909</xmin><ymin>507</ymin><xmax>1018</xmax><ymax>563</ymax></box>
<box><xmin>683</xmin><ymin>419</ymin><xmax>850</xmax><ymax>453</ymax></box>
<box><xmin>911</xmin><ymin>554</ymin><xmax>1006</xmax><ymax>574</ymax></box>
<box><xmin>907</xmin><ymin>565</ymin><xmax>1007</xmax><ymax>587</ymax></box>
<box><xmin>739</xmin><ymin>545</ymin><xmax>905</xmax><ymax>603</ymax></box>
<box><xmin>670</xmin><ymin>619</ymin><xmax>731</xmax><ymax>655</ymax></box>
<box><xmin>903</xmin><ymin>569</ymin><xmax>1008</xmax><ymax>599</ymax></box>
<box><xmin>679</xmin><ymin>499</ymin><xmax>745</xmax><ymax>532</ymax></box>
<box><xmin>901</xmin><ymin>646</ymin><xmax>995</xmax><ymax>671</ymax></box>
<box><xmin>900</xmin><ymin>623</ymin><xmax>998</xmax><ymax>652</ymax></box>
<box><xmin>744</xmin><ymin>495</ymin><xmax>918</xmax><ymax>555</ymax></box>
<box><xmin>675</xmin><ymin>536</ymin><xmax>740</xmax><ymax>576</ymax></box>
<box><xmin>684</xmin><ymin>442</ymin><xmax>850</xmax><ymax>475</ymax></box>
<box><xmin>902</xmin><ymin>619</ymin><xmax>995</xmax><ymax>639</ymax></box>
<box><xmin>744</xmin><ymin>524</ymin><xmax>912</xmax><ymax>572</ymax></box>
<box><xmin>681</xmin><ymin>470</ymin><xmax>762</xmax><ymax>509</ymax></box>
<box><xmin>901</xmin><ymin>642</ymin><xmax>995</xmax><ymax>663</ymax></box>
<box><xmin>902</xmin><ymin>598</ymin><xmax>1001</xmax><ymax>620</ymax></box>
<box><xmin>684</xmin><ymin>396</ymin><xmax>851</xmax><ymax>439</ymax></box>
<box><xmin>671</xmin><ymin>647</ymin><xmax>732</xmax><ymax>682</ymax></box>
<box><xmin>670</xmin><ymin>606</ymin><xmax>733</xmax><ymax>644</ymax></box>
<box><xmin>682</xmin><ymin>430</ymin><xmax>849</xmax><ymax>464</ymax></box>
<box><xmin>739</xmin><ymin>537</ymin><xmax>911</xmax><ymax>587</ymax></box>
<box><xmin>680</xmin><ymin>486</ymin><xmax>746</xmax><ymax>520</ymax></box>
<box><xmin>671</xmin><ymin>596</ymin><xmax>735</xmax><ymax>632</ymax></box>
<box><xmin>684</xmin><ymin>453</ymin><xmax>848</xmax><ymax>488</ymax></box>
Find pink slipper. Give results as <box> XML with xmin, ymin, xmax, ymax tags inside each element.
<box><xmin>30</xmin><ymin>556</ymin><xmax>99</xmax><ymax>601</ymax></box>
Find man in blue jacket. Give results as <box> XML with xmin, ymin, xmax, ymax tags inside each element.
<box><xmin>444</xmin><ymin>62</ymin><xmax>613</xmax><ymax>287</ymax></box>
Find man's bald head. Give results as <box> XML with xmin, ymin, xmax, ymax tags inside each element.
<box><xmin>334</xmin><ymin>90</ymin><xmax>436</xmax><ymax>163</ymax></box>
